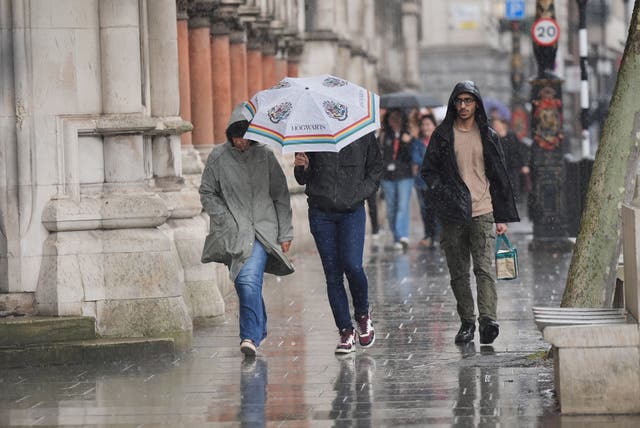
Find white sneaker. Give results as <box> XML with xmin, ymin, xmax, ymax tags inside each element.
<box><xmin>392</xmin><ymin>242</ymin><xmax>403</xmax><ymax>250</ymax></box>
<box><xmin>240</xmin><ymin>339</ymin><xmax>257</xmax><ymax>357</ymax></box>
<box><xmin>399</xmin><ymin>237</ymin><xmax>409</xmax><ymax>250</ymax></box>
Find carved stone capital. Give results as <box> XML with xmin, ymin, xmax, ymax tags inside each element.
<box><xmin>246</xmin><ymin>24</ymin><xmax>271</xmax><ymax>51</ymax></box>
<box><xmin>237</xmin><ymin>5</ymin><xmax>261</xmax><ymax>24</ymax></box>
<box><xmin>285</xmin><ymin>39</ymin><xmax>304</xmax><ymax>62</ymax></box>
<box><xmin>230</xmin><ymin>30</ymin><xmax>247</xmax><ymax>45</ymax></box>
<box><xmin>188</xmin><ymin>0</ymin><xmax>217</xmax><ymax>29</ymax></box>
<box><xmin>210</xmin><ymin>1</ymin><xmax>243</xmax><ymax>35</ymax></box>
<box><xmin>304</xmin><ymin>30</ymin><xmax>340</xmax><ymax>43</ymax></box>
<box><xmin>176</xmin><ymin>0</ymin><xmax>190</xmax><ymax>20</ymax></box>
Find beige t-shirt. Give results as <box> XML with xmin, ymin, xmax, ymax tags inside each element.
<box><xmin>453</xmin><ymin>125</ymin><xmax>493</xmax><ymax>217</ymax></box>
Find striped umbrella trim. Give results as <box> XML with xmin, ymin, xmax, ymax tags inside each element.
<box><xmin>245</xmin><ymin>92</ymin><xmax>378</xmax><ymax>147</ymax></box>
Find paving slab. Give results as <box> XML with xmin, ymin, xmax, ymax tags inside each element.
<box><xmin>2</xmin><ymin>218</ymin><xmax>640</xmax><ymax>426</ymax></box>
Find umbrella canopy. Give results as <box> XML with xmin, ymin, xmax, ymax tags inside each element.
<box><xmin>379</xmin><ymin>91</ymin><xmax>442</xmax><ymax>109</ymax></box>
<box><xmin>483</xmin><ymin>97</ymin><xmax>511</xmax><ymax>122</ymax></box>
<box><xmin>243</xmin><ymin>75</ymin><xmax>380</xmax><ymax>153</ymax></box>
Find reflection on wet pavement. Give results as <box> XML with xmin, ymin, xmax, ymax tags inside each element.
<box><xmin>2</xmin><ymin>226</ymin><xmax>640</xmax><ymax>426</ymax></box>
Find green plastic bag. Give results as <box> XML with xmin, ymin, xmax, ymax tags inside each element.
<box><xmin>495</xmin><ymin>234</ymin><xmax>518</xmax><ymax>280</ymax></box>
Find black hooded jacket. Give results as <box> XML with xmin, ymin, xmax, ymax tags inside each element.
<box><xmin>294</xmin><ymin>132</ymin><xmax>383</xmax><ymax>213</ymax></box>
<box><xmin>420</xmin><ymin>81</ymin><xmax>519</xmax><ymax>224</ymax></box>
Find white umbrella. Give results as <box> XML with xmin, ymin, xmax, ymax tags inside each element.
<box><xmin>243</xmin><ymin>75</ymin><xmax>380</xmax><ymax>153</ymax></box>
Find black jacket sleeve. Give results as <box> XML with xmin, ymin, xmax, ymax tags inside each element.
<box><xmin>361</xmin><ymin>132</ymin><xmax>383</xmax><ymax>199</ymax></box>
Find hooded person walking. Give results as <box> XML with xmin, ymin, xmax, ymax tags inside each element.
<box><xmin>421</xmin><ymin>81</ymin><xmax>519</xmax><ymax>345</ymax></box>
<box><xmin>200</xmin><ymin>103</ymin><xmax>294</xmax><ymax>358</ymax></box>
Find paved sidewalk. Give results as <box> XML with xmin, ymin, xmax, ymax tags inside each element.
<box><xmin>2</xmin><ymin>220</ymin><xmax>640</xmax><ymax>426</ymax></box>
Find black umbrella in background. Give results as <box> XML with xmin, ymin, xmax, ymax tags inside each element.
<box><xmin>380</xmin><ymin>91</ymin><xmax>442</xmax><ymax>109</ymax></box>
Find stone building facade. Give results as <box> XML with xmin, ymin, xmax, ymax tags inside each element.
<box><xmin>419</xmin><ymin>0</ymin><xmax>630</xmax><ymax>152</ymax></box>
<box><xmin>0</xmin><ymin>0</ymin><xmax>420</xmax><ymax>346</ymax></box>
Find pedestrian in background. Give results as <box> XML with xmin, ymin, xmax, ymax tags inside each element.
<box><xmin>491</xmin><ymin>116</ymin><xmax>530</xmax><ymax>204</ymax></box>
<box><xmin>422</xmin><ymin>81</ymin><xmax>519</xmax><ymax>345</ymax></box>
<box><xmin>379</xmin><ymin>109</ymin><xmax>415</xmax><ymax>250</ymax></box>
<box><xmin>294</xmin><ymin>132</ymin><xmax>382</xmax><ymax>354</ymax></box>
<box><xmin>411</xmin><ymin>113</ymin><xmax>441</xmax><ymax>248</ymax></box>
<box><xmin>366</xmin><ymin>191</ymin><xmax>380</xmax><ymax>239</ymax></box>
<box><xmin>200</xmin><ymin>103</ymin><xmax>294</xmax><ymax>358</ymax></box>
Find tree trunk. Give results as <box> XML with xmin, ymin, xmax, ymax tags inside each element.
<box><xmin>562</xmin><ymin>1</ymin><xmax>640</xmax><ymax>307</ymax></box>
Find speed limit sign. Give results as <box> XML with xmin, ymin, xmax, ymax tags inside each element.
<box><xmin>532</xmin><ymin>18</ymin><xmax>560</xmax><ymax>46</ymax></box>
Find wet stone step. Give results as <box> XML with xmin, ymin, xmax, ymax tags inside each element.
<box><xmin>0</xmin><ymin>337</ymin><xmax>175</xmax><ymax>368</ymax></box>
<box><xmin>0</xmin><ymin>316</ymin><xmax>96</xmax><ymax>347</ymax></box>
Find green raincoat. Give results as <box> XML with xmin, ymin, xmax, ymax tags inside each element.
<box><xmin>199</xmin><ymin>105</ymin><xmax>294</xmax><ymax>281</ymax></box>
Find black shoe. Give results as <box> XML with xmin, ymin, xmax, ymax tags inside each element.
<box><xmin>454</xmin><ymin>322</ymin><xmax>475</xmax><ymax>344</ymax></box>
<box><xmin>479</xmin><ymin>319</ymin><xmax>500</xmax><ymax>344</ymax></box>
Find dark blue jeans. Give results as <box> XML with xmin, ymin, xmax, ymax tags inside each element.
<box><xmin>309</xmin><ymin>205</ymin><xmax>369</xmax><ymax>331</ymax></box>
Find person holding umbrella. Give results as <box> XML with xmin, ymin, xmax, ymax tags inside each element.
<box><xmin>294</xmin><ymin>132</ymin><xmax>383</xmax><ymax>354</ymax></box>
<box><xmin>200</xmin><ymin>103</ymin><xmax>294</xmax><ymax>358</ymax></box>
<box><xmin>243</xmin><ymin>74</ymin><xmax>383</xmax><ymax>354</ymax></box>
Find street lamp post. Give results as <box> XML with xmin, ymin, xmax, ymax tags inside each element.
<box><xmin>577</xmin><ymin>0</ymin><xmax>590</xmax><ymax>157</ymax></box>
<box><xmin>528</xmin><ymin>0</ymin><xmax>572</xmax><ymax>250</ymax></box>
<box><xmin>509</xmin><ymin>20</ymin><xmax>530</xmax><ymax>144</ymax></box>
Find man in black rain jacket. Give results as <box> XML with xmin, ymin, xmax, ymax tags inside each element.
<box><xmin>421</xmin><ymin>81</ymin><xmax>519</xmax><ymax>345</ymax></box>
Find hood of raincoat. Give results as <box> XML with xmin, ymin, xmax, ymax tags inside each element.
<box><xmin>438</xmin><ymin>80</ymin><xmax>490</xmax><ymax>141</ymax></box>
<box><xmin>229</xmin><ymin>102</ymin><xmax>253</xmax><ymax>128</ymax></box>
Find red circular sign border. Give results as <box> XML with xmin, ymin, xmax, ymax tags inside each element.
<box><xmin>532</xmin><ymin>18</ymin><xmax>560</xmax><ymax>47</ymax></box>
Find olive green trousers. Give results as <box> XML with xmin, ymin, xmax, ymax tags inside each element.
<box><xmin>440</xmin><ymin>213</ymin><xmax>497</xmax><ymax>324</ymax></box>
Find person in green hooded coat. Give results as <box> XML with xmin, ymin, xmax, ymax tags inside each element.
<box><xmin>200</xmin><ymin>102</ymin><xmax>294</xmax><ymax>357</ymax></box>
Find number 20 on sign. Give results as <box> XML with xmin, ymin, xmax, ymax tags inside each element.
<box><xmin>532</xmin><ymin>18</ymin><xmax>560</xmax><ymax>46</ymax></box>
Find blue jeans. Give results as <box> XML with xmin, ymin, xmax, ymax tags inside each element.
<box><xmin>234</xmin><ymin>240</ymin><xmax>268</xmax><ymax>346</ymax></box>
<box><xmin>381</xmin><ymin>178</ymin><xmax>414</xmax><ymax>242</ymax></box>
<box><xmin>309</xmin><ymin>205</ymin><xmax>369</xmax><ymax>331</ymax></box>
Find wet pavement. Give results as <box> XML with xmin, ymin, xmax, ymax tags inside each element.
<box><xmin>2</xmin><ymin>217</ymin><xmax>640</xmax><ymax>426</ymax></box>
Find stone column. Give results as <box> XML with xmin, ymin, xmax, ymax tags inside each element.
<box><xmin>0</xmin><ymin>0</ymin><xmax>20</xmax><ymax>296</ymax></box>
<box><xmin>299</xmin><ymin>0</ymin><xmax>339</xmax><ymax>77</ymax></box>
<box><xmin>345</xmin><ymin>0</ymin><xmax>365</xmax><ymax>85</ymax></box>
<box><xmin>275</xmin><ymin>50</ymin><xmax>287</xmax><ymax>80</ymax></box>
<box><xmin>177</xmin><ymin>2</ymin><xmax>192</xmax><ymax>148</ymax></box>
<box><xmin>188</xmin><ymin>3</ymin><xmax>215</xmax><ymax>158</ymax></box>
<box><xmin>247</xmin><ymin>44</ymin><xmax>263</xmax><ymax>97</ymax></box>
<box><xmin>348</xmin><ymin>49</ymin><xmax>366</xmax><ymax>87</ymax></box>
<box><xmin>229</xmin><ymin>29</ymin><xmax>248</xmax><ymax>105</ymax></box>
<box><xmin>210</xmin><ymin>19</ymin><xmax>232</xmax><ymax>144</ymax></box>
<box><xmin>261</xmin><ymin>42</ymin><xmax>277</xmax><ymax>88</ymax></box>
<box><xmin>365</xmin><ymin>55</ymin><xmax>378</xmax><ymax>92</ymax></box>
<box><xmin>286</xmin><ymin>40</ymin><xmax>303</xmax><ymax>78</ymax></box>
<box><xmin>34</xmin><ymin>0</ymin><xmax>193</xmax><ymax>349</ymax></box>
<box><xmin>287</xmin><ymin>59</ymin><xmax>299</xmax><ymax>78</ymax></box>
<box><xmin>176</xmin><ymin>0</ymin><xmax>203</xmax><ymax>177</ymax></box>
<box><xmin>401</xmin><ymin>0</ymin><xmax>420</xmax><ymax>89</ymax></box>
<box><xmin>362</xmin><ymin>0</ymin><xmax>377</xmax><ymax>91</ymax></box>
<box><xmin>335</xmin><ymin>0</ymin><xmax>350</xmax><ymax>78</ymax></box>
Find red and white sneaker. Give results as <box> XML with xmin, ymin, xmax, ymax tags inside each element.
<box><xmin>335</xmin><ymin>328</ymin><xmax>356</xmax><ymax>354</ymax></box>
<box><xmin>356</xmin><ymin>313</ymin><xmax>375</xmax><ymax>348</ymax></box>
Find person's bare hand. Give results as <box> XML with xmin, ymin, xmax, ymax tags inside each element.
<box><xmin>496</xmin><ymin>223</ymin><xmax>508</xmax><ymax>235</ymax></box>
<box><xmin>281</xmin><ymin>240</ymin><xmax>292</xmax><ymax>253</ymax></box>
<box><xmin>521</xmin><ymin>166</ymin><xmax>530</xmax><ymax>174</ymax></box>
<box><xmin>294</xmin><ymin>152</ymin><xmax>309</xmax><ymax>170</ymax></box>
<box><xmin>401</xmin><ymin>132</ymin><xmax>412</xmax><ymax>143</ymax></box>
